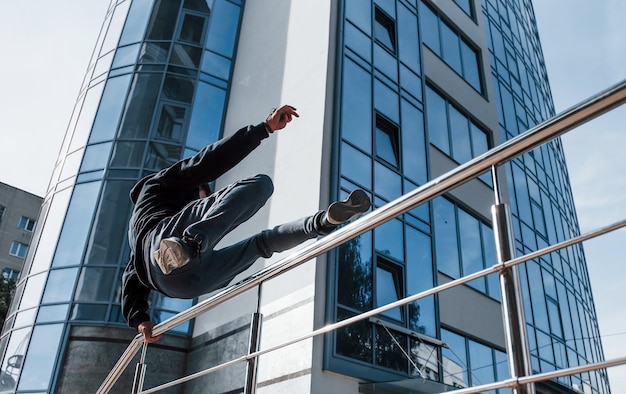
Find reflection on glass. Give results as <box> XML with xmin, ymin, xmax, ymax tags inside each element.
<box><xmin>433</xmin><ymin>197</ymin><xmax>460</xmax><ymax>277</ymax></box>
<box><xmin>337</xmin><ymin>233</ymin><xmax>373</xmax><ymax>311</ymax></box>
<box><xmin>41</xmin><ymin>268</ymin><xmax>79</xmax><ymax>304</ymax></box>
<box><xmin>376</xmin><ymin>263</ymin><xmax>403</xmax><ymax>321</ymax></box>
<box><xmin>85</xmin><ymin>180</ymin><xmax>134</xmax><ymax>266</ymax></box>
<box><xmin>145</xmin><ymin>142</ymin><xmax>182</xmax><ymax>170</ymax></box>
<box><xmin>118</xmin><ymin>0</ymin><xmax>155</xmax><ymax>46</ymax></box>
<box><xmin>118</xmin><ymin>73</ymin><xmax>161</xmax><ymax>138</ymax></box>
<box><xmin>17</xmin><ymin>324</ymin><xmax>63</xmax><ymax>391</ymax></box>
<box><xmin>163</xmin><ymin>75</ymin><xmax>195</xmax><ymax>103</ymax></box>
<box><xmin>74</xmin><ymin>267</ymin><xmax>116</xmax><ymax>302</ymax></box>
<box><xmin>80</xmin><ymin>142</ymin><xmax>112</xmax><ymax>173</ymax></box>
<box><xmin>336</xmin><ymin>308</ymin><xmax>373</xmax><ymax>363</ymax></box>
<box><xmin>441</xmin><ymin>329</ymin><xmax>469</xmax><ymax>388</ymax></box>
<box><xmin>145</xmin><ymin>0</ymin><xmax>181</xmax><ymax>40</ymax></box>
<box><xmin>179</xmin><ymin>13</ymin><xmax>205</xmax><ymax>43</ymax></box>
<box><xmin>29</xmin><ymin>188</ymin><xmax>72</xmax><ymax>274</ymax></box>
<box><xmin>51</xmin><ymin>182</ymin><xmax>102</xmax><ymax>268</ymax></box>
<box><xmin>170</xmin><ymin>44</ymin><xmax>202</xmax><ymax>68</ymax></box>
<box><xmin>468</xmin><ymin>340</ymin><xmax>495</xmax><ymax>387</ymax></box>
<box><xmin>18</xmin><ymin>273</ymin><xmax>47</xmax><ymax>310</ymax></box>
<box><xmin>138</xmin><ymin>42</ymin><xmax>170</xmax><ymax>64</ymax></box>
<box><xmin>36</xmin><ymin>305</ymin><xmax>69</xmax><ymax>323</ymax></box>
<box><xmin>110</xmin><ymin>141</ymin><xmax>145</xmax><ymax>168</ymax></box>
<box><xmin>156</xmin><ymin>105</ymin><xmax>186</xmax><ymax>141</ymax></box>
<box><xmin>0</xmin><ymin>327</ymin><xmax>30</xmax><ymax>392</ymax></box>
<box><xmin>200</xmin><ymin>51</ymin><xmax>231</xmax><ymax>80</ymax></box>
<box><xmin>374</xmin><ymin>162</ymin><xmax>402</xmax><ymax>202</ymax></box>
<box><xmin>425</xmin><ymin>86</ymin><xmax>449</xmax><ymax>155</ymax></box>
<box><xmin>71</xmin><ymin>304</ymin><xmax>108</xmax><ymax>321</ymax></box>
<box><xmin>410</xmin><ymin>339</ymin><xmax>438</xmax><ymax>380</ymax></box>
<box><xmin>89</xmin><ymin>75</ymin><xmax>133</xmax><ymax>143</ymax></box>
<box><xmin>186</xmin><ymin>82</ymin><xmax>225</xmax><ymax>149</ymax></box>
<box><xmin>205</xmin><ymin>0</ymin><xmax>240</xmax><ymax>56</ymax></box>
<box><xmin>342</xmin><ymin>58</ymin><xmax>372</xmax><ymax>153</ymax></box>
<box><xmin>341</xmin><ymin>143</ymin><xmax>372</xmax><ymax>189</ymax></box>
<box><xmin>375</xmin><ymin>326</ymin><xmax>407</xmax><ymax>372</ymax></box>
<box><xmin>375</xmin><ymin>218</ymin><xmax>403</xmax><ymax>261</ymax></box>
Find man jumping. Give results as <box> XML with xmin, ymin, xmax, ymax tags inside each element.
<box><xmin>121</xmin><ymin>105</ymin><xmax>370</xmax><ymax>343</ymax></box>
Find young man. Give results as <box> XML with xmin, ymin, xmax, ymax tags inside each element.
<box><xmin>122</xmin><ymin>105</ymin><xmax>370</xmax><ymax>343</ymax></box>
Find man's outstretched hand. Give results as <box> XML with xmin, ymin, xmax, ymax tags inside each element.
<box><xmin>138</xmin><ymin>321</ymin><xmax>162</xmax><ymax>343</ymax></box>
<box><xmin>265</xmin><ymin>105</ymin><xmax>299</xmax><ymax>132</ymax></box>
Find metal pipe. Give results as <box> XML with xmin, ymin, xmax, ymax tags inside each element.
<box><xmin>97</xmin><ymin>78</ymin><xmax>626</xmax><ymax>393</ymax></box>
<box><xmin>135</xmin><ymin>218</ymin><xmax>626</xmax><ymax>393</ymax></box>
<box><xmin>492</xmin><ymin>204</ymin><xmax>534</xmax><ymax>394</ymax></box>
<box><xmin>244</xmin><ymin>313</ymin><xmax>263</xmax><ymax>394</ymax></box>
<box><xmin>423</xmin><ymin>355</ymin><xmax>626</xmax><ymax>394</ymax></box>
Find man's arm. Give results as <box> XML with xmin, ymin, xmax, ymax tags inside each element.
<box><xmin>121</xmin><ymin>262</ymin><xmax>161</xmax><ymax>342</ymax></box>
<box><xmin>158</xmin><ymin>105</ymin><xmax>300</xmax><ymax>187</ymax></box>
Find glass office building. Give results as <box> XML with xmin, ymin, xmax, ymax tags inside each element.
<box><xmin>0</xmin><ymin>0</ymin><xmax>608</xmax><ymax>393</ymax></box>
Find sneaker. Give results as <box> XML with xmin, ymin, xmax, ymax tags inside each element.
<box><xmin>323</xmin><ymin>189</ymin><xmax>371</xmax><ymax>225</ymax></box>
<box><xmin>154</xmin><ymin>237</ymin><xmax>193</xmax><ymax>275</ymax></box>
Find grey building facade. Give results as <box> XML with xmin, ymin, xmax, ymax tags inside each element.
<box><xmin>0</xmin><ymin>0</ymin><xmax>608</xmax><ymax>393</ymax></box>
<box><xmin>0</xmin><ymin>183</ymin><xmax>42</xmax><ymax>284</ymax></box>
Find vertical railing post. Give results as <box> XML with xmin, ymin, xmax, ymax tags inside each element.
<box><xmin>244</xmin><ymin>285</ymin><xmax>263</xmax><ymax>394</ymax></box>
<box><xmin>244</xmin><ymin>312</ymin><xmax>263</xmax><ymax>394</ymax></box>
<box><xmin>131</xmin><ymin>342</ymin><xmax>148</xmax><ymax>394</ymax></box>
<box><xmin>491</xmin><ymin>166</ymin><xmax>535</xmax><ymax>394</ymax></box>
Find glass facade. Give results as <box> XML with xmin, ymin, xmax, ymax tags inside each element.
<box><xmin>328</xmin><ymin>0</ymin><xmax>608</xmax><ymax>393</ymax></box>
<box><xmin>0</xmin><ymin>0</ymin><xmax>243</xmax><ymax>392</ymax></box>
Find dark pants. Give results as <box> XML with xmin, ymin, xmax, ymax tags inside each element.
<box><xmin>147</xmin><ymin>174</ymin><xmax>325</xmax><ymax>299</ymax></box>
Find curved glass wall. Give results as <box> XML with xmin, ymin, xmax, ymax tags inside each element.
<box><xmin>0</xmin><ymin>0</ymin><xmax>243</xmax><ymax>392</ymax></box>
<box><xmin>328</xmin><ymin>0</ymin><xmax>608</xmax><ymax>393</ymax></box>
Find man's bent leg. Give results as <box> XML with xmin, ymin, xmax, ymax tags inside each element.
<box><xmin>153</xmin><ymin>174</ymin><xmax>274</xmax><ymax>274</ymax></box>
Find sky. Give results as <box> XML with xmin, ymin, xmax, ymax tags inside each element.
<box><xmin>0</xmin><ymin>0</ymin><xmax>625</xmax><ymax>391</ymax></box>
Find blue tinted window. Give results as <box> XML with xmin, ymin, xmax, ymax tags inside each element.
<box><xmin>433</xmin><ymin>198</ymin><xmax>459</xmax><ymax>277</ymax></box>
<box><xmin>80</xmin><ymin>142</ymin><xmax>112</xmax><ymax>172</ymax></box>
<box><xmin>205</xmin><ymin>0</ymin><xmax>240</xmax><ymax>56</ymax></box>
<box><xmin>118</xmin><ymin>0</ymin><xmax>155</xmax><ymax>46</ymax></box>
<box><xmin>449</xmin><ymin>106</ymin><xmax>472</xmax><ymax>163</ymax></box>
<box><xmin>420</xmin><ymin>3</ymin><xmax>440</xmax><ymax>55</ymax></box>
<box><xmin>425</xmin><ymin>87</ymin><xmax>449</xmax><ymax>154</ymax></box>
<box><xmin>441</xmin><ymin>23</ymin><xmax>462</xmax><ymax>74</ymax></box>
<box><xmin>42</xmin><ymin>268</ymin><xmax>79</xmax><ymax>303</ymax></box>
<box><xmin>345</xmin><ymin>0</ymin><xmax>372</xmax><ymax>34</ymax></box>
<box><xmin>441</xmin><ymin>329</ymin><xmax>469</xmax><ymax>387</ymax></box>
<box><xmin>52</xmin><ymin>182</ymin><xmax>101</xmax><ymax>268</ymax></box>
<box><xmin>342</xmin><ymin>59</ymin><xmax>373</xmax><ymax>153</ymax></box>
<box><xmin>17</xmin><ymin>324</ymin><xmax>63</xmax><ymax>391</ymax></box>
<box><xmin>341</xmin><ymin>143</ymin><xmax>372</xmax><ymax>189</ymax></box>
<box><xmin>186</xmin><ymin>82</ymin><xmax>225</xmax><ymax>149</ymax></box>
<box><xmin>376</xmin><ymin>260</ymin><xmax>403</xmax><ymax>321</ymax></box>
<box><xmin>397</xmin><ymin>3</ymin><xmax>420</xmax><ymax>73</ymax></box>
<box><xmin>200</xmin><ymin>50</ymin><xmax>231</xmax><ymax>80</ymax></box>
<box><xmin>461</xmin><ymin>40</ymin><xmax>481</xmax><ymax>91</ymax></box>
<box><xmin>375</xmin><ymin>218</ymin><xmax>404</xmax><ymax>261</ymax></box>
<box><xmin>374</xmin><ymin>162</ymin><xmax>402</xmax><ymax>201</ymax></box>
<box><xmin>400</xmin><ymin>101</ymin><xmax>427</xmax><ymax>184</ymax></box>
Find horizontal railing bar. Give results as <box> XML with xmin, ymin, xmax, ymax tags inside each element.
<box><xmin>429</xmin><ymin>355</ymin><xmax>626</xmax><ymax>394</ymax></box>
<box><xmin>98</xmin><ymin>78</ymin><xmax>626</xmax><ymax>393</ymax></box>
<box><xmin>151</xmin><ymin>77</ymin><xmax>626</xmax><ymax>338</ymax></box>
<box><xmin>137</xmin><ymin>218</ymin><xmax>626</xmax><ymax>393</ymax></box>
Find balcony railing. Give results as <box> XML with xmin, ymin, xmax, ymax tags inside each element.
<box><xmin>98</xmin><ymin>78</ymin><xmax>626</xmax><ymax>394</ymax></box>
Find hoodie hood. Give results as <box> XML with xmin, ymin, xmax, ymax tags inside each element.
<box><xmin>129</xmin><ymin>174</ymin><xmax>154</xmax><ymax>204</ymax></box>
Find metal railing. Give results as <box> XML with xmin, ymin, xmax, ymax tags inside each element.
<box><xmin>98</xmin><ymin>78</ymin><xmax>626</xmax><ymax>394</ymax></box>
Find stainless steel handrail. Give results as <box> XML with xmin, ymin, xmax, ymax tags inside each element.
<box><xmin>136</xmin><ymin>218</ymin><xmax>626</xmax><ymax>394</ymax></box>
<box><xmin>97</xmin><ymin>78</ymin><xmax>626</xmax><ymax>393</ymax></box>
